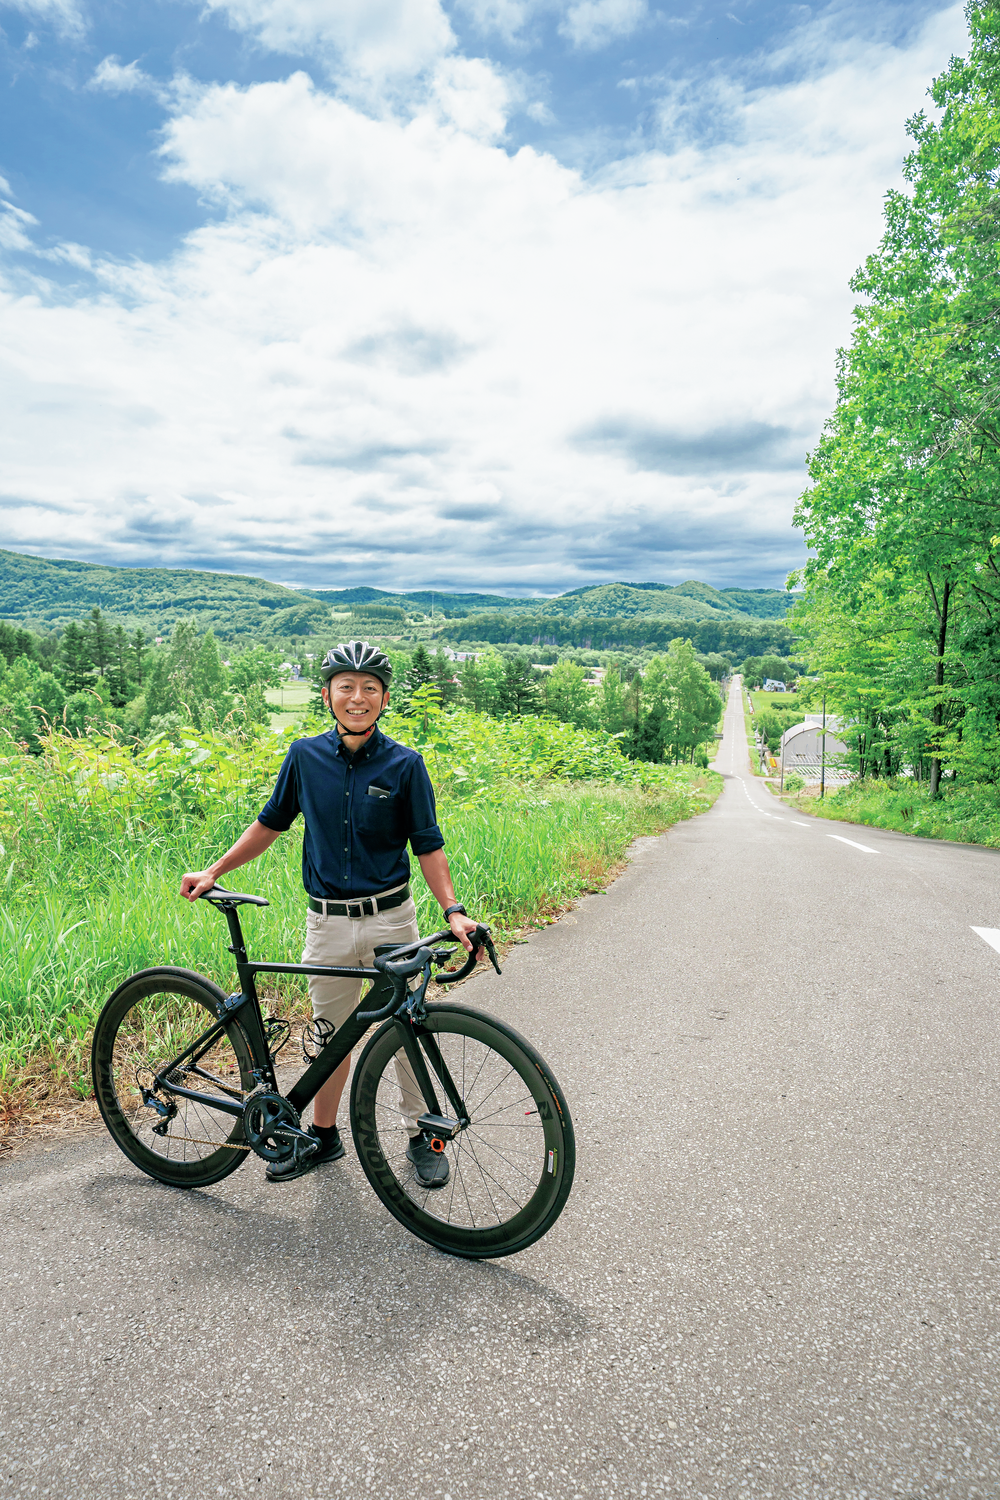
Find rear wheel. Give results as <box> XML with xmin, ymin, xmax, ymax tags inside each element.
<box><xmin>350</xmin><ymin>1003</ymin><xmax>574</xmax><ymax>1259</ymax></box>
<box><xmin>91</xmin><ymin>968</ymin><xmax>254</xmax><ymax>1188</ymax></box>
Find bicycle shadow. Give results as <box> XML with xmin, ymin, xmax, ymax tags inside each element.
<box><xmin>81</xmin><ymin>1164</ymin><xmax>592</xmax><ymax>1349</ymax></box>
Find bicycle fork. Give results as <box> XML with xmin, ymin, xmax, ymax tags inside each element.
<box><xmin>394</xmin><ymin>1018</ymin><xmax>470</xmax><ymax>1150</ymax></box>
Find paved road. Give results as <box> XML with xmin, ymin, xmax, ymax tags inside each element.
<box><xmin>3</xmin><ymin>680</ymin><xmax>999</xmax><ymax>1499</ymax></box>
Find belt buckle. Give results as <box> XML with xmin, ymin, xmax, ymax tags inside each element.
<box><xmin>347</xmin><ymin>899</ymin><xmax>366</xmax><ymax>919</ymax></box>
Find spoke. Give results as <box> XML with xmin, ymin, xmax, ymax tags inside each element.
<box><xmin>451</xmin><ymin>1135</ymin><xmax>480</xmax><ymax>1228</ymax></box>
<box><xmin>461</xmin><ymin>1132</ymin><xmax>532</xmax><ymax>1210</ymax></box>
<box><xmin>445</xmin><ymin>1037</ymin><xmax>490</xmax><ymax>1108</ymax></box>
<box><xmin>185</xmin><ymin>1063</ymin><xmax>244</xmax><ymax>1101</ymax></box>
<box><xmin>461</xmin><ymin>1062</ymin><xmax>518</xmax><ymax>1117</ymax></box>
<box><xmin>438</xmin><ymin>1142</ymin><xmax>460</xmax><ymax>1224</ymax></box>
<box><xmin>457</xmin><ymin>1131</ymin><xmax>504</xmax><ymax>1224</ymax></box>
<box><xmin>470</xmin><ymin>1092</ymin><xmax>538</xmax><ymax>1124</ymax></box>
<box><xmin>464</xmin><ymin>1128</ymin><xmax>541</xmax><ymax>1187</ymax></box>
<box><xmin>366</xmin><ymin>1022</ymin><xmax>561</xmax><ymax>1234</ymax></box>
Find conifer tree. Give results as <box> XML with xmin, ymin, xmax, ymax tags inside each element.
<box><xmin>88</xmin><ymin>607</ymin><xmax>111</xmax><ymax>678</ymax></box>
<box><xmin>60</xmin><ymin>622</ymin><xmax>94</xmax><ymax>693</ymax></box>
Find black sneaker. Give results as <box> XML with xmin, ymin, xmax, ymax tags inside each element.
<box><xmin>406</xmin><ymin>1132</ymin><xmax>450</xmax><ymax>1189</ymax></box>
<box><xmin>265</xmin><ymin>1125</ymin><xmax>345</xmax><ymax>1183</ymax></box>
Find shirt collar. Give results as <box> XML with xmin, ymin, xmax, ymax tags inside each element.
<box><xmin>333</xmin><ymin>723</ymin><xmax>382</xmax><ymax>763</ymax></box>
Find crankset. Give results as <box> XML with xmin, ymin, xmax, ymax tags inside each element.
<box><xmin>242</xmin><ymin>1091</ymin><xmax>318</xmax><ymax>1164</ymax></box>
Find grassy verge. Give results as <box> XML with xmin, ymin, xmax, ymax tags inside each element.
<box><xmin>775</xmin><ymin>778</ymin><xmax>1000</xmax><ymax>847</ymax></box>
<box><xmin>741</xmin><ymin>684</ymin><xmax>770</xmax><ymax>777</ymax></box>
<box><xmin>0</xmin><ymin>722</ymin><xmax>720</xmax><ymax>1142</ymax></box>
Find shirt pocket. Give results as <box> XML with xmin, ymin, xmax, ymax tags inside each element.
<box><xmin>356</xmin><ymin>788</ymin><xmax>402</xmax><ymax>844</ymax></box>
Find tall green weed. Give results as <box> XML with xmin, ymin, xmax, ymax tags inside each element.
<box><xmin>789</xmin><ymin>778</ymin><xmax>1000</xmax><ymax>847</ymax></box>
<box><xmin>0</xmin><ymin>712</ymin><xmax>720</xmax><ymax>1099</ymax></box>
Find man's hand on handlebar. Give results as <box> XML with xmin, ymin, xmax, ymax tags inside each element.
<box><xmin>448</xmin><ymin>911</ymin><xmax>485</xmax><ymax>959</ymax></box>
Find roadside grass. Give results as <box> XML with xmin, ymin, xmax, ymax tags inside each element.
<box><xmin>742</xmin><ymin>685</ymin><xmax>770</xmax><ymax>777</ymax></box>
<box><xmin>0</xmin><ymin>719</ymin><xmax>721</xmax><ymax>1140</ymax></box>
<box><xmin>776</xmin><ymin>778</ymin><xmax>1000</xmax><ymax>847</ymax></box>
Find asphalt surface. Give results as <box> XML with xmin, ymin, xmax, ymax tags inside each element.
<box><xmin>3</xmin><ymin>678</ymin><xmax>999</xmax><ymax>1499</ymax></box>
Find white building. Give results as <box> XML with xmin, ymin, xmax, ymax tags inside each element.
<box><xmin>780</xmin><ymin>715</ymin><xmax>851</xmax><ymax>784</ymax></box>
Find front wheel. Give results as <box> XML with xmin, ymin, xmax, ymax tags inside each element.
<box><xmin>350</xmin><ymin>1003</ymin><xmax>575</xmax><ymax>1259</ymax></box>
<box><xmin>91</xmin><ymin>967</ymin><xmax>255</xmax><ymax>1188</ymax></box>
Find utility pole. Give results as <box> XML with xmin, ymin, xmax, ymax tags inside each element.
<box><xmin>820</xmin><ymin>690</ymin><xmax>827</xmax><ymax>800</ymax></box>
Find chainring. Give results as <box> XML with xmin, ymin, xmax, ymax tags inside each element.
<box><xmin>242</xmin><ymin>1090</ymin><xmax>300</xmax><ymax>1163</ymax></box>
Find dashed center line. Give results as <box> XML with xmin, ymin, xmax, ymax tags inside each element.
<box><xmin>828</xmin><ymin>834</ymin><xmax>878</xmax><ymax>854</ymax></box>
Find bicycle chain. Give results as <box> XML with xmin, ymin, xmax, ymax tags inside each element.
<box><xmin>160</xmin><ymin>1133</ymin><xmax>252</xmax><ymax>1150</ymax></box>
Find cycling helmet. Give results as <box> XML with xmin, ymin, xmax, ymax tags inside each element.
<box><xmin>319</xmin><ymin>641</ymin><xmax>392</xmax><ymax>691</ymax></box>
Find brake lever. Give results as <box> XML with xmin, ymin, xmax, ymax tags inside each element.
<box><xmin>433</xmin><ymin>924</ymin><xmax>502</xmax><ymax>983</ymax></box>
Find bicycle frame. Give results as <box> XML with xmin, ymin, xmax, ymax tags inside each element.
<box><xmin>150</xmin><ymin>901</ymin><xmax>452</xmax><ymax>1130</ymax></box>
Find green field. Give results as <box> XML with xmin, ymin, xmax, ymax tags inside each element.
<box><xmin>266</xmin><ymin>678</ymin><xmax>315</xmax><ymax>730</ymax></box>
<box><xmin>0</xmin><ymin>709</ymin><xmax>721</xmax><ymax>1119</ymax></box>
<box><xmin>747</xmin><ymin>690</ymin><xmax>802</xmax><ymax>714</ymax></box>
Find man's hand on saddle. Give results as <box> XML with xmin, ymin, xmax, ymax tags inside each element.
<box><xmin>449</xmin><ymin>911</ymin><xmax>485</xmax><ymax>960</ymax></box>
<box><xmin>180</xmin><ymin>870</ymin><xmax>219</xmax><ymax>902</ymax></box>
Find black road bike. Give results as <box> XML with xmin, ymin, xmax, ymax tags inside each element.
<box><xmin>90</xmin><ymin>888</ymin><xmax>575</xmax><ymax>1259</ymax></box>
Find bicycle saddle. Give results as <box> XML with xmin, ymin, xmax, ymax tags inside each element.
<box><xmin>199</xmin><ymin>886</ymin><xmax>270</xmax><ymax>907</ymax></box>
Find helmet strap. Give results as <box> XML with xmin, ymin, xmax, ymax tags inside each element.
<box><xmin>328</xmin><ymin>693</ymin><xmax>388</xmax><ymax>740</ymax></box>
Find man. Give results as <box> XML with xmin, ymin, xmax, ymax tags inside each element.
<box><xmin>180</xmin><ymin>640</ymin><xmax>479</xmax><ymax>1186</ymax></box>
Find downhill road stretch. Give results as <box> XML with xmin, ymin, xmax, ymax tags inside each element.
<box><xmin>2</xmin><ymin>678</ymin><xmax>998</xmax><ymax>1499</ymax></box>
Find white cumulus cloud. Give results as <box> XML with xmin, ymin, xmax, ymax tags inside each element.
<box><xmin>0</xmin><ymin>3</ymin><xmax>972</xmax><ymax>591</ymax></box>
<box><xmin>88</xmin><ymin>55</ymin><xmax>158</xmax><ymax>95</ymax></box>
<box><xmin>558</xmin><ymin>0</ymin><xmax>646</xmax><ymax>51</ymax></box>
<box><xmin>200</xmin><ymin>0</ymin><xmax>455</xmax><ymax>80</ymax></box>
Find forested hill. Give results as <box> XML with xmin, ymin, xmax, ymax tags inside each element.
<box><xmin>0</xmin><ymin>549</ymin><xmax>329</xmax><ymax>640</ymax></box>
<box><xmin>310</xmin><ymin>580</ymin><xmax>796</xmax><ymax>621</ymax></box>
<box><xmin>0</xmin><ymin>548</ymin><xmax>796</xmax><ymax>645</ymax></box>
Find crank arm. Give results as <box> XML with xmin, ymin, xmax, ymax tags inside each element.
<box><xmin>270</xmin><ymin>1123</ymin><xmax>320</xmax><ymax>1153</ymax></box>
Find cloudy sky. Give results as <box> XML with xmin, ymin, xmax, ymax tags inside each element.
<box><xmin>0</xmin><ymin>0</ymin><xmax>971</xmax><ymax>596</ymax></box>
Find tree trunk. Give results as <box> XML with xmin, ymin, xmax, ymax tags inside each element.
<box><xmin>928</xmin><ymin>577</ymin><xmax>951</xmax><ymax>800</ymax></box>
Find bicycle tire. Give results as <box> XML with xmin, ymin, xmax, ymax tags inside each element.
<box><xmin>91</xmin><ymin>967</ymin><xmax>254</xmax><ymax>1188</ymax></box>
<box><xmin>350</xmin><ymin>1002</ymin><xmax>575</xmax><ymax>1259</ymax></box>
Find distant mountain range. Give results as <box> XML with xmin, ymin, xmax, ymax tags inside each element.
<box><xmin>0</xmin><ymin>548</ymin><xmax>796</xmax><ymax>639</ymax></box>
<box><xmin>0</xmin><ymin>548</ymin><xmax>330</xmax><ymax>640</ymax></box>
<box><xmin>310</xmin><ymin>579</ymin><xmax>795</xmax><ymax>622</ymax></box>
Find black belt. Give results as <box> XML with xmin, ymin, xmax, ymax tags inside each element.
<box><xmin>307</xmin><ymin>886</ymin><xmax>410</xmax><ymax>919</ymax></box>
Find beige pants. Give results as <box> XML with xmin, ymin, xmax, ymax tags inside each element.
<box><xmin>303</xmin><ymin>888</ymin><xmax>423</xmax><ymax>1136</ymax></box>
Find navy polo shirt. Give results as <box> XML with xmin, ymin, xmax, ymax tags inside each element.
<box><xmin>257</xmin><ymin>726</ymin><xmax>444</xmax><ymax>899</ymax></box>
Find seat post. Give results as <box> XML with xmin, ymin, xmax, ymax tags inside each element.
<box><xmin>221</xmin><ymin>903</ymin><xmax>249</xmax><ymax>967</ymax></box>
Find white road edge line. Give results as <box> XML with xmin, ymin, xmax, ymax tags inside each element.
<box><xmin>828</xmin><ymin>834</ymin><xmax>878</xmax><ymax>854</ymax></box>
<box><xmin>971</xmin><ymin>927</ymin><xmax>1000</xmax><ymax>955</ymax></box>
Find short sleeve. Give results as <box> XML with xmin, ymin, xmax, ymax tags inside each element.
<box><xmin>258</xmin><ymin>744</ymin><xmax>301</xmax><ymax>832</ymax></box>
<box><xmin>403</xmin><ymin>754</ymin><xmax>445</xmax><ymax>854</ymax></box>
